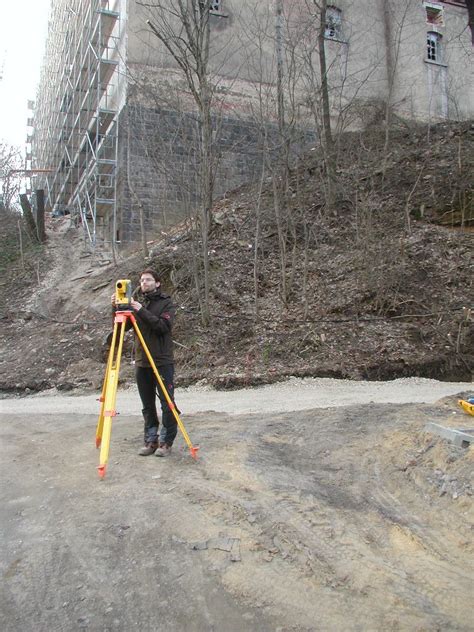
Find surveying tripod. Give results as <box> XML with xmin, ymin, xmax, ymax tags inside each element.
<box><xmin>95</xmin><ymin>280</ymin><xmax>198</xmax><ymax>478</ymax></box>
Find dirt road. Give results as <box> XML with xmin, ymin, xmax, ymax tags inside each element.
<box><xmin>1</xmin><ymin>378</ymin><xmax>473</xmax><ymax>631</ymax></box>
<box><xmin>2</xmin><ymin>376</ymin><xmax>472</xmax><ymax>415</ymax></box>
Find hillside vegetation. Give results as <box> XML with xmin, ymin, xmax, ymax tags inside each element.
<box><xmin>0</xmin><ymin>121</ymin><xmax>473</xmax><ymax>393</ymax></box>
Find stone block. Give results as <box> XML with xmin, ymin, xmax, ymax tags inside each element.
<box><xmin>424</xmin><ymin>422</ymin><xmax>474</xmax><ymax>448</ymax></box>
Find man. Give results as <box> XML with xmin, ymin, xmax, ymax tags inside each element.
<box><xmin>112</xmin><ymin>268</ymin><xmax>177</xmax><ymax>457</ymax></box>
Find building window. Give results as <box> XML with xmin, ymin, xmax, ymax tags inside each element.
<box><xmin>210</xmin><ymin>0</ymin><xmax>221</xmax><ymax>12</ymax></box>
<box><xmin>325</xmin><ymin>6</ymin><xmax>342</xmax><ymax>40</ymax></box>
<box><xmin>425</xmin><ymin>3</ymin><xmax>444</xmax><ymax>27</ymax></box>
<box><xmin>427</xmin><ymin>31</ymin><xmax>443</xmax><ymax>63</ymax></box>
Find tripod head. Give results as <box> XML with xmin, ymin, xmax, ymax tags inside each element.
<box><xmin>115</xmin><ymin>279</ymin><xmax>132</xmax><ymax>310</ymax></box>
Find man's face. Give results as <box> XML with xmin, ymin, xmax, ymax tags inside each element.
<box><xmin>140</xmin><ymin>274</ymin><xmax>160</xmax><ymax>293</ymax></box>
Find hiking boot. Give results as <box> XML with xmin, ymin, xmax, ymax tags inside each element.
<box><xmin>155</xmin><ymin>443</ymin><xmax>172</xmax><ymax>457</ymax></box>
<box><xmin>138</xmin><ymin>442</ymin><xmax>158</xmax><ymax>456</ymax></box>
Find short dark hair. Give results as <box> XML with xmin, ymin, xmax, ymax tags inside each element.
<box><xmin>140</xmin><ymin>268</ymin><xmax>160</xmax><ymax>282</ymax></box>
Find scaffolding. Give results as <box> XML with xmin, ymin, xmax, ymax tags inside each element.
<box><xmin>32</xmin><ymin>0</ymin><xmax>121</xmax><ymax>246</ymax></box>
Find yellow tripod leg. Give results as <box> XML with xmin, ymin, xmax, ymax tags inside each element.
<box><xmin>95</xmin><ymin>321</ymin><xmax>119</xmax><ymax>448</ymax></box>
<box><xmin>131</xmin><ymin>315</ymin><xmax>199</xmax><ymax>459</ymax></box>
<box><xmin>96</xmin><ymin>316</ymin><xmax>127</xmax><ymax>478</ymax></box>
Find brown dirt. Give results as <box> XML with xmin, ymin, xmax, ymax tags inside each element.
<box><xmin>1</xmin><ymin>120</ymin><xmax>473</xmax><ymax>629</ymax></box>
<box><xmin>1</xmin><ymin>123</ymin><xmax>473</xmax><ymax>394</ymax></box>
<box><xmin>1</xmin><ymin>391</ymin><xmax>473</xmax><ymax>631</ymax></box>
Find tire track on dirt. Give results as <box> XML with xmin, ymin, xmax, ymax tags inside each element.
<box><xmin>355</xmin><ymin>411</ymin><xmax>473</xmax><ymax>630</ymax></box>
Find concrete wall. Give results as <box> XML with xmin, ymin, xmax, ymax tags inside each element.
<box><xmin>395</xmin><ymin>0</ymin><xmax>473</xmax><ymax>121</ymax></box>
<box><xmin>113</xmin><ymin>0</ymin><xmax>472</xmax><ymax>242</ymax></box>
<box><xmin>115</xmin><ymin>99</ymin><xmax>305</xmax><ymax>242</ymax></box>
<box><xmin>126</xmin><ymin>0</ymin><xmax>275</xmax><ymax>83</ymax></box>
<box><xmin>126</xmin><ymin>0</ymin><xmax>472</xmax><ymax>123</ymax></box>
<box><xmin>285</xmin><ymin>0</ymin><xmax>472</xmax><ymax>126</ymax></box>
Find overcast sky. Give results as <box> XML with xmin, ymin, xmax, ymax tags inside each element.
<box><xmin>0</xmin><ymin>0</ymin><xmax>51</xmax><ymax>152</ymax></box>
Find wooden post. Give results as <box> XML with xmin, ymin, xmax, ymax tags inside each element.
<box><xmin>19</xmin><ymin>193</ymin><xmax>39</xmax><ymax>242</ymax></box>
<box><xmin>35</xmin><ymin>189</ymin><xmax>46</xmax><ymax>243</ymax></box>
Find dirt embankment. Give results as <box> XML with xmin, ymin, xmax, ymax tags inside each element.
<box><xmin>0</xmin><ymin>121</ymin><xmax>472</xmax><ymax>395</ymax></box>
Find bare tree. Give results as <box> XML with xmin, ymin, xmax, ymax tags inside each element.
<box><xmin>0</xmin><ymin>143</ymin><xmax>22</xmax><ymax>213</ymax></box>
<box><xmin>125</xmin><ymin>115</ymin><xmax>149</xmax><ymax>258</ymax></box>
<box><xmin>282</xmin><ymin>1</ymin><xmax>340</xmax><ymax>212</ymax></box>
<box><xmin>316</xmin><ymin>0</ymin><xmax>337</xmax><ymax>209</ymax></box>
<box><xmin>138</xmin><ymin>0</ymin><xmax>216</xmax><ymax>324</ymax></box>
<box><xmin>0</xmin><ymin>144</ymin><xmax>43</xmax><ymax>273</ymax></box>
<box><xmin>380</xmin><ymin>0</ymin><xmax>414</xmax><ymax>184</ymax></box>
<box><xmin>243</xmin><ymin>2</ymin><xmax>302</xmax><ymax>309</ymax></box>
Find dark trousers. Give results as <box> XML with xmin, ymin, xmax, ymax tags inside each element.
<box><xmin>135</xmin><ymin>364</ymin><xmax>177</xmax><ymax>446</ymax></box>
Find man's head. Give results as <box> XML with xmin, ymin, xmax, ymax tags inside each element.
<box><xmin>140</xmin><ymin>268</ymin><xmax>161</xmax><ymax>294</ymax></box>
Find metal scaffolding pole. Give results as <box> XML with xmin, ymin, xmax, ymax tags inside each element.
<box><xmin>31</xmin><ymin>0</ymin><xmax>120</xmax><ymax>247</ymax></box>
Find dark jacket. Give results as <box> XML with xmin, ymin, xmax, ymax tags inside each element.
<box><xmin>133</xmin><ymin>289</ymin><xmax>175</xmax><ymax>368</ymax></box>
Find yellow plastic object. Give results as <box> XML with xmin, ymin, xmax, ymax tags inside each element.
<box><xmin>458</xmin><ymin>399</ymin><xmax>474</xmax><ymax>417</ymax></box>
<box><xmin>114</xmin><ymin>279</ymin><xmax>132</xmax><ymax>309</ymax></box>
<box><xmin>95</xmin><ymin>308</ymin><xmax>198</xmax><ymax>479</ymax></box>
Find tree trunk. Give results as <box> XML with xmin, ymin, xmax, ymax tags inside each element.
<box><xmin>253</xmin><ymin>161</ymin><xmax>266</xmax><ymax>317</ymax></box>
<box><xmin>197</xmin><ymin>6</ymin><xmax>212</xmax><ymax>325</ymax></box>
<box><xmin>19</xmin><ymin>194</ymin><xmax>39</xmax><ymax>242</ymax></box>
<box><xmin>126</xmin><ymin>121</ymin><xmax>148</xmax><ymax>259</ymax></box>
<box><xmin>35</xmin><ymin>189</ymin><xmax>47</xmax><ymax>243</ymax></box>
<box><xmin>275</xmin><ymin>0</ymin><xmax>285</xmax><ymax>138</ymax></box>
<box><xmin>318</xmin><ymin>0</ymin><xmax>336</xmax><ymax>210</ymax></box>
<box><xmin>199</xmin><ymin>85</ymin><xmax>212</xmax><ymax>325</ymax></box>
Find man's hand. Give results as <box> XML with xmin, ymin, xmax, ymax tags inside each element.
<box><xmin>111</xmin><ymin>292</ymin><xmax>116</xmax><ymax>307</ymax></box>
<box><xmin>131</xmin><ymin>299</ymin><xmax>142</xmax><ymax>311</ymax></box>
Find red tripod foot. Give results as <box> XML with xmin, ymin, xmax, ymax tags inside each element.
<box><xmin>97</xmin><ymin>465</ymin><xmax>106</xmax><ymax>478</ymax></box>
<box><xmin>189</xmin><ymin>446</ymin><xmax>199</xmax><ymax>460</ymax></box>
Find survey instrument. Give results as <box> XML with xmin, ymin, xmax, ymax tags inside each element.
<box><xmin>95</xmin><ymin>281</ymin><xmax>198</xmax><ymax>478</ymax></box>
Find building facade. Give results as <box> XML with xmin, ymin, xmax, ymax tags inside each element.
<box><xmin>31</xmin><ymin>0</ymin><xmax>473</xmax><ymax>247</ymax></box>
